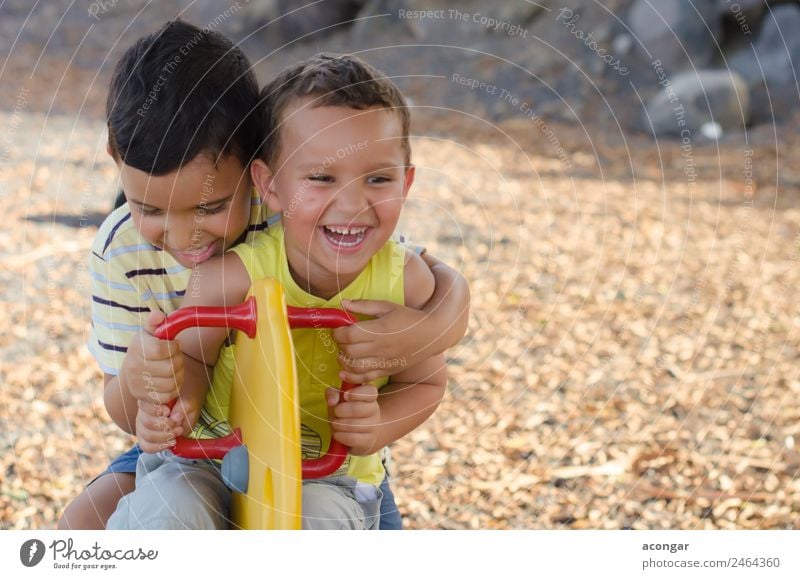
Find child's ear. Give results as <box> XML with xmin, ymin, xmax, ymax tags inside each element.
<box><xmin>251</xmin><ymin>159</ymin><xmax>281</xmax><ymax>212</ymax></box>
<box><xmin>400</xmin><ymin>165</ymin><xmax>415</xmax><ymax>201</ymax></box>
<box><xmin>106</xmin><ymin>141</ymin><xmax>118</xmax><ymax>163</ymax></box>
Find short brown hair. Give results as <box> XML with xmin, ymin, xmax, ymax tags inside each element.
<box><xmin>260</xmin><ymin>53</ymin><xmax>410</xmax><ymax>166</ymax></box>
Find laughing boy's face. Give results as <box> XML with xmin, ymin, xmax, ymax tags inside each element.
<box><xmin>252</xmin><ymin>99</ymin><xmax>414</xmax><ymax>298</ymax></box>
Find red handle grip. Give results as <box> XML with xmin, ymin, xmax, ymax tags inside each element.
<box><xmin>152</xmin><ymin>298</ymin><xmax>257</xmax><ymax>341</ymax></box>
<box><xmin>170</xmin><ymin>428</ymin><xmax>244</xmax><ymax>460</ymax></box>
<box><xmin>154</xmin><ymin>299</ymin><xmax>360</xmax><ymax>479</ymax></box>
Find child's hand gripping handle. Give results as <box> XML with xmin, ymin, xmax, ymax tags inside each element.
<box><xmin>151</xmin><ymin>298</ymin><xmax>358</xmax><ymax>479</ymax></box>
<box><xmin>287</xmin><ymin>306</ymin><xmax>357</xmax><ymax>479</ymax></box>
<box><xmin>152</xmin><ymin>299</ymin><xmax>258</xmax><ymax>459</ymax></box>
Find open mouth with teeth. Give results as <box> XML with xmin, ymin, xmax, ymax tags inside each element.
<box><xmin>320</xmin><ymin>225</ymin><xmax>370</xmax><ymax>250</ymax></box>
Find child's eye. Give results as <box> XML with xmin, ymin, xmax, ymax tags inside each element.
<box><xmin>138</xmin><ymin>206</ymin><xmax>162</xmax><ymax>216</ymax></box>
<box><xmin>202</xmin><ymin>202</ymin><xmax>228</xmax><ymax>215</ymax></box>
<box><xmin>308</xmin><ymin>174</ymin><xmax>334</xmax><ymax>183</ymax></box>
<box><xmin>367</xmin><ymin>175</ymin><xmax>392</xmax><ymax>185</ymax></box>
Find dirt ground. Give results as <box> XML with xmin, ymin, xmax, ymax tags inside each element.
<box><xmin>2</xmin><ymin>2</ymin><xmax>800</xmax><ymax>530</ymax></box>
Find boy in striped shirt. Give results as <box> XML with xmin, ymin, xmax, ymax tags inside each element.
<box><xmin>59</xmin><ymin>21</ymin><xmax>469</xmax><ymax>530</ymax></box>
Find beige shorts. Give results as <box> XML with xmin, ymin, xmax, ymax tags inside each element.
<box><xmin>106</xmin><ymin>450</ymin><xmax>381</xmax><ymax>530</ymax></box>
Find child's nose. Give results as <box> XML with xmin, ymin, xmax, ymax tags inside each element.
<box><xmin>164</xmin><ymin>219</ymin><xmax>198</xmax><ymax>250</ymax></box>
<box><xmin>334</xmin><ymin>183</ymin><xmax>369</xmax><ymax>215</ymax></box>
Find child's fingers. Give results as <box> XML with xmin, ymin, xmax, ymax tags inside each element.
<box><xmin>337</xmin><ymin>342</ymin><xmax>406</xmax><ymax>367</ymax></box>
<box><xmin>138</xmin><ymin>438</ymin><xmax>170</xmax><ymax>454</ymax></box>
<box><xmin>332</xmin><ymin>401</ymin><xmax>379</xmax><ymax>420</ymax></box>
<box><xmin>168</xmin><ymin>419</ymin><xmax>190</xmax><ymax>438</ymax></box>
<box><xmin>332</xmin><ymin>320</ymin><xmax>392</xmax><ymax>346</ymax></box>
<box><xmin>137</xmin><ymin>400</ymin><xmax>177</xmax><ymax>420</ymax></box>
<box><xmin>144</xmin><ymin>310</ymin><xmax>167</xmax><ymax>335</ymax></box>
<box><xmin>337</xmin><ymin>370</ymin><xmax>367</xmax><ymax>385</ymax></box>
<box><xmin>341</xmin><ymin>385</ymin><xmax>378</xmax><ymax>403</ymax></box>
<box><xmin>136</xmin><ymin>414</ymin><xmax>177</xmax><ymax>445</ymax></box>
<box><xmin>337</xmin><ymin>349</ymin><xmax>380</xmax><ymax>369</ymax></box>
<box><xmin>168</xmin><ymin>400</ymin><xmax>197</xmax><ymax>433</ymax></box>
<box><xmin>136</xmin><ymin>383</ymin><xmax>178</xmax><ymax>405</ymax></box>
<box><xmin>137</xmin><ymin>421</ymin><xmax>175</xmax><ymax>442</ymax></box>
<box><xmin>338</xmin><ymin>369</ymin><xmax>388</xmax><ymax>384</ymax></box>
<box><xmin>325</xmin><ymin>387</ymin><xmax>341</xmax><ymax>407</ymax></box>
<box><xmin>152</xmin><ymin>369</ymin><xmax>183</xmax><ymax>387</ymax></box>
<box><xmin>138</xmin><ymin>434</ymin><xmax>177</xmax><ymax>454</ymax></box>
<box><xmin>337</xmin><ymin>355</ymin><xmax>404</xmax><ymax>380</ymax></box>
<box><xmin>169</xmin><ymin>405</ymin><xmax>184</xmax><ymax>425</ymax></box>
<box><xmin>139</xmin><ymin>336</ymin><xmax>182</xmax><ymax>362</ymax></box>
<box><xmin>331</xmin><ymin>324</ymin><xmax>361</xmax><ymax>345</ymax></box>
<box><xmin>340</xmin><ymin>299</ymin><xmax>397</xmax><ymax>318</ymax></box>
<box><xmin>330</xmin><ymin>430</ymin><xmax>372</xmax><ymax>451</ymax></box>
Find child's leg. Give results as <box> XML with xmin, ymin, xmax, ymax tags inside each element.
<box><xmin>58</xmin><ymin>445</ymin><xmax>141</xmax><ymax>530</ymax></box>
<box><xmin>302</xmin><ymin>477</ymin><xmax>381</xmax><ymax>530</ymax></box>
<box><xmin>378</xmin><ymin>476</ymin><xmax>402</xmax><ymax>530</ymax></box>
<box><xmin>107</xmin><ymin>452</ymin><xmax>230</xmax><ymax>530</ymax></box>
<box><xmin>58</xmin><ymin>472</ymin><xmax>135</xmax><ymax>530</ymax></box>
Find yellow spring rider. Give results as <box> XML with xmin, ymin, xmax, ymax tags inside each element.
<box><xmin>153</xmin><ymin>278</ymin><xmax>357</xmax><ymax>529</ymax></box>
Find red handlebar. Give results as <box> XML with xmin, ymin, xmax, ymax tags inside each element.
<box><xmin>155</xmin><ymin>298</ymin><xmax>358</xmax><ymax>479</ymax></box>
<box><xmin>286</xmin><ymin>306</ymin><xmax>357</xmax><ymax>478</ymax></box>
<box><xmin>152</xmin><ymin>298</ymin><xmax>257</xmax><ymax>341</ymax></box>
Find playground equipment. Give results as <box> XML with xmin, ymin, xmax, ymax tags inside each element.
<box><xmin>152</xmin><ymin>278</ymin><xmax>357</xmax><ymax>529</ymax></box>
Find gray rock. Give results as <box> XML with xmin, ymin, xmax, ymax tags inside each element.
<box><xmin>612</xmin><ymin>33</ymin><xmax>635</xmax><ymax>56</ymax></box>
<box><xmin>728</xmin><ymin>4</ymin><xmax>800</xmax><ymax>123</ymax></box>
<box><xmin>183</xmin><ymin>0</ymin><xmax>367</xmax><ymax>44</ymax></box>
<box><xmin>717</xmin><ymin>0</ymin><xmax>764</xmax><ymax>35</ymax></box>
<box><xmin>350</xmin><ymin>0</ymin><xmax>420</xmax><ymax>43</ymax></box>
<box><xmin>715</xmin><ymin>0</ymin><xmax>764</xmax><ymax>56</ymax></box>
<box><xmin>628</xmin><ymin>0</ymin><xmax>721</xmax><ymax>73</ymax></box>
<box><xmin>644</xmin><ymin>69</ymin><xmax>750</xmax><ymax>135</ymax></box>
<box><xmin>350</xmin><ymin>0</ymin><xmax>552</xmax><ymax>43</ymax></box>
<box><xmin>486</xmin><ymin>0</ymin><xmax>553</xmax><ymax>30</ymax></box>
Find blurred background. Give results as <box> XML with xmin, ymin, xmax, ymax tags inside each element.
<box><xmin>1</xmin><ymin>0</ymin><xmax>799</xmax><ymax>529</ymax></box>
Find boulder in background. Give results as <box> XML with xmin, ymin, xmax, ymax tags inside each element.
<box><xmin>628</xmin><ymin>0</ymin><xmax>721</xmax><ymax>73</ymax></box>
<box><xmin>644</xmin><ymin>69</ymin><xmax>749</xmax><ymax>135</ymax></box>
<box><xmin>728</xmin><ymin>4</ymin><xmax>800</xmax><ymax>124</ymax></box>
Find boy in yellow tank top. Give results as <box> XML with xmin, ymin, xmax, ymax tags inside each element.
<box><xmin>107</xmin><ymin>53</ymin><xmax>455</xmax><ymax>529</ymax></box>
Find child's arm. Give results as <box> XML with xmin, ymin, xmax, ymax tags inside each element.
<box><xmin>333</xmin><ymin>251</ymin><xmax>469</xmax><ymax>384</ymax></box>
<box><xmin>130</xmin><ymin>357</ymin><xmax>211</xmax><ymax>452</ymax></box>
<box><xmin>104</xmin><ymin>312</ymin><xmax>183</xmax><ymax>434</ymax></box>
<box><xmin>119</xmin><ymin>254</ymin><xmax>249</xmax><ymax>449</ymax></box>
<box><xmin>173</xmin><ymin>253</ymin><xmax>251</xmax><ymax>366</ymax></box>
<box><xmin>103</xmin><ymin>312</ymin><xmax>212</xmax><ymax>451</ymax></box>
<box><xmin>328</xmin><ymin>252</ymin><xmax>449</xmax><ymax>455</ymax></box>
<box><xmin>327</xmin><ymin>354</ymin><xmax>447</xmax><ymax>456</ymax></box>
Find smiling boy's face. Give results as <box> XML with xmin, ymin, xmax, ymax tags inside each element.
<box><xmin>252</xmin><ymin>100</ymin><xmax>414</xmax><ymax>297</ymax></box>
<box><xmin>118</xmin><ymin>154</ymin><xmax>253</xmax><ymax>268</ymax></box>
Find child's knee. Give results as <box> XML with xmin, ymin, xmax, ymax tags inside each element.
<box><xmin>108</xmin><ymin>485</ymin><xmax>221</xmax><ymax>529</ymax></box>
<box><xmin>58</xmin><ymin>473</ymin><xmax>135</xmax><ymax>530</ymax></box>
<box><xmin>58</xmin><ymin>499</ymin><xmax>96</xmax><ymax>530</ymax></box>
<box><xmin>109</xmin><ymin>460</ymin><xmax>228</xmax><ymax>529</ymax></box>
<box><xmin>302</xmin><ymin>482</ymin><xmax>365</xmax><ymax>530</ymax></box>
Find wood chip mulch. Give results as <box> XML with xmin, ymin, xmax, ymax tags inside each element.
<box><xmin>2</xmin><ymin>104</ymin><xmax>800</xmax><ymax>530</ymax></box>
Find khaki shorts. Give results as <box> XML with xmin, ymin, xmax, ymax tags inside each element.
<box><xmin>107</xmin><ymin>451</ymin><xmax>380</xmax><ymax>530</ymax></box>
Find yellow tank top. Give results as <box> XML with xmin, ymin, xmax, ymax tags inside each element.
<box><xmin>193</xmin><ymin>223</ymin><xmax>406</xmax><ymax>486</ymax></box>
